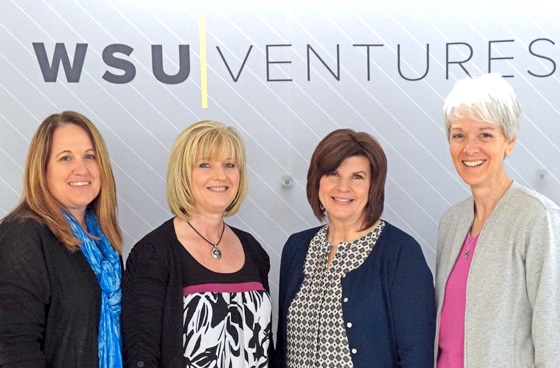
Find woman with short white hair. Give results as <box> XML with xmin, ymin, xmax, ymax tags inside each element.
<box><xmin>435</xmin><ymin>73</ymin><xmax>560</xmax><ymax>367</ymax></box>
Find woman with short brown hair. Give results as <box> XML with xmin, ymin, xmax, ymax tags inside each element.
<box><xmin>277</xmin><ymin>128</ymin><xmax>435</xmax><ymax>367</ymax></box>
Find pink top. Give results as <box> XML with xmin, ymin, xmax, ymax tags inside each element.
<box><xmin>437</xmin><ymin>232</ymin><xmax>479</xmax><ymax>368</ymax></box>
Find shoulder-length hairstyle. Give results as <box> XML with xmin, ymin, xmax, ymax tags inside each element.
<box><xmin>4</xmin><ymin>111</ymin><xmax>122</xmax><ymax>253</ymax></box>
<box><xmin>167</xmin><ymin>120</ymin><xmax>248</xmax><ymax>221</ymax></box>
<box><xmin>443</xmin><ymin>72</ymin><xmax>521</xmax><ymax>141</ymax></box>
<box><xmin>307</xmin><ymin>128</ymin><xmax>387</xmax><ymax>230</ymax></box>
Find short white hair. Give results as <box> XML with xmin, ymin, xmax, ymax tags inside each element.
<box><xmin>443</xmin><ymin>73</ymin><xmax>521</xmax><ymax>140</ymax></box>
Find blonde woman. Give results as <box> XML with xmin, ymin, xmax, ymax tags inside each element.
<box><xmin>122</xmin><ymin>120</ymin><xmax>273</xmax><ymax>367</ymax></box>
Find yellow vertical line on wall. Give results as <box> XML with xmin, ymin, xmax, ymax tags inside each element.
<box><xmin>199</xmin><ymin>12</ymin><xmax>208</xmax><ymax>108</ymax></box>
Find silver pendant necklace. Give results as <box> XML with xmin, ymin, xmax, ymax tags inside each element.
<box><xmin>464</xmin><ymin>233</ymin><xmax>478</xmax><ymax>258</ymax></box>
<box><xmin>188</xmin><ymin>221</ymin><xmax>226</xmax><ymax>260</ymax></box>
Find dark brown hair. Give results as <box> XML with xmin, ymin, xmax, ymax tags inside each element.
<box><xmin>307</xmin><ymin>128</ymin><xmax>387</xmax><ymax>230</ymax></box>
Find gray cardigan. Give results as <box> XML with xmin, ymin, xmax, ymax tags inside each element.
<box><xmin>435</xmin><ymin>182</ymin><xmax>560</xmax><ymax>367</ymax></box>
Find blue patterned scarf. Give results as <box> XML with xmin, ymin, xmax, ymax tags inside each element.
<box><xmin>64</xmin><ymin>209</ymin><xmax>123</xmax><ymax>368</ymax></box>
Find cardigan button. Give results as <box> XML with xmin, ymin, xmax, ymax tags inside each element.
<box><xmin>351</xmin><ymin>348</ymin><xmax>358</xmax><ymax>354</ymax></box>
<box><xmin>343</xmin><ymin>297</ymin><xmax>348</xmax><ymax>302</ymax></box>
<box><xmin>347</xmin><ymin>322</ymin><xmax>352</xmax><ymax>328</ymax></box>
<box><xmin>137</xmin><ymin>362</ymin><xmax>145</xmax><ymax>367</ymax></box>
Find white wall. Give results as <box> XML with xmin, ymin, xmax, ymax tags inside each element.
<box><xmin>2</xmin><ymin>1</ymin><xmax>559</xmax><ymax>323</ymax></box>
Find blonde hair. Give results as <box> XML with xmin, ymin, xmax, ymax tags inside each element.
<box><xmin>167</xmin><ymin>120</ymin><xmax>248</xmax><ymax>221</ymax></box>
<box><xmin>4</xmin><ymin>111</ymin><xmax>122</xmax><ymax>253</ymax></box>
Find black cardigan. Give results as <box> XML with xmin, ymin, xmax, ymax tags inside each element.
<box><xmin>0</xmin><ymin>218</ymin><xmax>101</xmax><ymax>367</ymax></box>
<box><xmin>121</xmin><ymin>218</ymin><xmax>272</xmax><ymax>368</ymax></box>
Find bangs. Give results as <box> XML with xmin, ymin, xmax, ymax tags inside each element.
<box><xmin>449</xmin><ymin>104</ymin><xmax>484</xmax><ymax>123</ymax></box>
<box><xmin>195</xmin><ymin>133</ymin><xmax>238</xmax><ymax>163</ymax></box>
<box><xmin>317</xmin><ymin>143</ymin><xmax>364</xmax><ymax>175</ymax></box>
<box><xmin>449</xmin><ymin>103</ymin><xmax>500</xmax><ymax>128</ymax></box>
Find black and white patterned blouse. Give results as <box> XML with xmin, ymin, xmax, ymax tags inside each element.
<box><xmin>181</xmin><ymin>246</ymin><xmax>272</xmax><ymax>368</ymax></box>
<box><xmin>286</xmin><ymin>221</ymin><xmax>385</xmax><ymax>367</ymax></box>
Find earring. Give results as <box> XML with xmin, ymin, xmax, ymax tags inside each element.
<box><xmin>320</xmin><ymin>203</ymin><xmax>325</xmax><ymax>211</ymax></box>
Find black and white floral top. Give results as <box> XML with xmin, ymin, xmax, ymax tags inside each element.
<box><xmin>181</xmin><ymin>245</ymin><xmax>272</xmax><ymax>368</ymax></box>
<box><xmin>286</xmin><ymin>221</ymin><xmax>385</xmax><ymax>367</ymax></box>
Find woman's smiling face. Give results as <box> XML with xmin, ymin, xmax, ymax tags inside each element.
<box><xmin>319</xmin><ymin>155</ymin><xmax>371</xmax><ymax>228</ymax></box>
<box><xmin>449</xmin><ymin>117</ymin><xmax>516</xmax><ymax>190</ymax></box>
<box><xmin>190</xmin><ymin>156</ymin><xmax>240</xmax><ymax>216</ymax></box>
<box><xmin>46</xmin><ymin>123</ymin><xmax>101</xmax><ymax>223</ymax></box>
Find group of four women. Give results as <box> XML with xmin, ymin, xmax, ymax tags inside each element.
<box><xmin>1</xmin><ymin>73</ymin><xmax>558</xmax><ymax>368</ymax></box>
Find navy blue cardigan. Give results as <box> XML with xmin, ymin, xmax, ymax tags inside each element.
<box><xmin>276</xmin><ymin>222</ymin><xmax>435</xmax><ymax>368</ymax></box>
